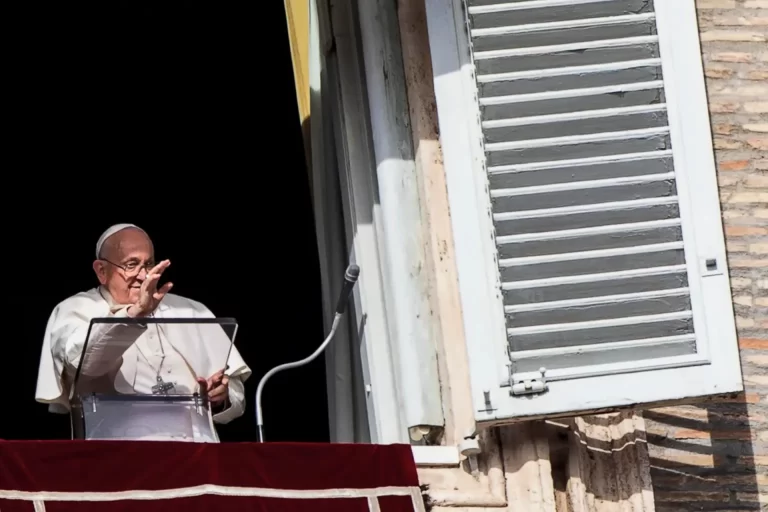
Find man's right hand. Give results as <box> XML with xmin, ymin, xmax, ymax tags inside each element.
<box><xmin>127</xmin><ymin>260</ymin><xmax>173</xmax><ymax>317</ymax></box>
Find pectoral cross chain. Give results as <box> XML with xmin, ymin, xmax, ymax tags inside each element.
<box><xmin>152</xmin><ymin>376</ymin><xmax>176</xmax><ymax>395</ymax></box>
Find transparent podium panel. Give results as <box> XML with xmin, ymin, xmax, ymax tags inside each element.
<box><xmin>79</xmin><ymin>395</ymin><xmax>217</xmax><ymax>442</ymax></box>
<box><xmin>69</xmin><ymin>316</ymin><xmax>238</xmax><ymax>442</ymax></box>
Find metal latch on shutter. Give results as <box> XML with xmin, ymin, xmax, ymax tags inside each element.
<box><xmin>509</xmin><ymin>367</ymin><xmax>548</xmax><ymax>396</ymax></box>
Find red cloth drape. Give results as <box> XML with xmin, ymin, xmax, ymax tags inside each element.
<box><xmin>0</xmin><ymin>440</ymin><xmax>422</xmax><ymax>511</ymax></box>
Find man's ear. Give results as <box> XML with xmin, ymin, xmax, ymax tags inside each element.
<box><xmin>92</xmin><ymin>260</ymin><xmax>108</xmax><ymax>285</ymax></box>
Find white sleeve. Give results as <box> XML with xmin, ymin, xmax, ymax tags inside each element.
<box><xmin>54</xmin><ymin>306</ymin><xmax>147</xmax><ymax>377</ymax></box>
<box><xmin>37</xmin><ymin>299</ymin><xmax>149</xmax><ymax>410</ymax></box>
<box><xmin>212</xmin><ymin>373</ymin><xmax>246</xmax><ymax>424</ymax></box>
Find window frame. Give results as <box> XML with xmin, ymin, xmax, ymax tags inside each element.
<box><xmin>424</xmin><ymin>0</ymin><xmax>744</xmax><ymax>425</ymax></box>
<box><xmin>323</xmin><ymin>0</ymin><xmax>450</xmax><ymax>453</ymax></box>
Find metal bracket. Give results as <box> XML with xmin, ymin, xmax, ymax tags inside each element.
<box><xmin>701</xmin><ymin>257</ymin><xmax>724</xmax><ymax>277</ymax></box>
<box><xmin>477</xmin><ymin>390</ymin><xmax>497</xmax><ymax>414</ymax></box>
<box><xmin>510</xmin><ymin>367</ymin><xmax>548</xmax><ymax>396</ymax></box>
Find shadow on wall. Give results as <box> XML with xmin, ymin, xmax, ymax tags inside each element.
<box><xmin>546</xmin><ymin>412</ymin><xmax>656</xmax><ymax>509</ymax></box>
<box><xmin>644</xmin><ymin>393</ymin><xmax>763</xmax><ymax>511</ymax></box>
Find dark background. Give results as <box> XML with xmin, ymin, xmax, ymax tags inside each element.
<box><xmin>5</xmin><ymin>1</ymin><xmax>329</xmax><ymax>443</ymax></box>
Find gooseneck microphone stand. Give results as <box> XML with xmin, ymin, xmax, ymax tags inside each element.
<box><xmin>255</xmin><ymin>264</ymin><xmax>360</xmax><ymax>442</ymax></box>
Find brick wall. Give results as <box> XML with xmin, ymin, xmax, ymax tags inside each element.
<box><xmin>643</xmin><ymin>1</ymin><xmax>767</xmax><ymax>510</ymax></box>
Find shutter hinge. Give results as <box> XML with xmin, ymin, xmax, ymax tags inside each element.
<box><xmin>509</xmin><ymin>367</ymin><xmax>549</xmax><ymax>396</ymax></box>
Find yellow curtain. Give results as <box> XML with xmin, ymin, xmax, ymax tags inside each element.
<box><xmin>284</xmin><ymin>0</ymin><xmax>311</xmax><ymax>170</ymax></box>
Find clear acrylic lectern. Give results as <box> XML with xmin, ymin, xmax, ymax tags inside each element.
<box><xmin>69</xmin><ymin>316</ymin><xmax>237</xmax><ymax>443</ymax></box>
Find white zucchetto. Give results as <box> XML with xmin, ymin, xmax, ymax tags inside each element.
<box><xmin>95</xmin><ymin>223</ymin><xmax>147</xmax><ymax>258</ymax></box>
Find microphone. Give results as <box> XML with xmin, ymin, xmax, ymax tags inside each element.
<box><xmin>335</xmin><ymin>264</ymin><xmax>360</xmax><ymax>315</ymax></box>
<box><xmin>255</xmin><ymin>263</ymin><xmax>361</xmax><ymax>442</ymax></box>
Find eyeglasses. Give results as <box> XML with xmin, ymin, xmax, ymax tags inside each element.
<box><xmin>101</xmin><ymin>258</ymin><xmax>156</xmax><ymax>277</ymax></box>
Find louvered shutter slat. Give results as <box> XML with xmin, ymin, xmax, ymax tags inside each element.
<box><xmin>465</xmin><ymin>0</ymin><xmax>701</xmax><ymax>379</ymax></box>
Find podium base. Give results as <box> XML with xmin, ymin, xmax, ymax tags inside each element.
<box><xmin>71</xmin><ymin>393</ymin><xmax>218</xmax><ymax>443</ymax></box>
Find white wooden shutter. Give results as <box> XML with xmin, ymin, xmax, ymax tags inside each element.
<box><xmin>425</xmin><ymin>0</ymin><xmax>744</xmax><ymax>424</ymax></box>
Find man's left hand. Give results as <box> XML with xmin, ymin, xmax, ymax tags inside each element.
<box><xmin>197</xmin><ymin>369</ymin><xmax>229</xmax><ymax>407</ymax></box>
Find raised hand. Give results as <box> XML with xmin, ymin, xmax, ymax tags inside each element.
<box><xmin>128</xmin><ymin>260</ymin><xmax>173</xmax><ymax>317</ymax></box>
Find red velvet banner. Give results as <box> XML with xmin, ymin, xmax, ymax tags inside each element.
<box><xmin>0</xmin><ymin>440</ymin><xmax>422</xmax><ymax>511</ymax></box>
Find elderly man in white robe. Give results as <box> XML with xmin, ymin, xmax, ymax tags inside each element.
<box><xmin>35</xmin><ymin>223</ymin><xmax>252</xmax><ymax>439</ymax></box>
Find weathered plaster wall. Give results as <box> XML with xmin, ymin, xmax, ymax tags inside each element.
<box><xmin>642</xmin><ymin>1</ymin><xmax>767</xmax><ymax>510</ymax></box>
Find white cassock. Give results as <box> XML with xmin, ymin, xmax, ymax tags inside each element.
<box><xmin>35</xmin><ymin>286</ymin><xmax>252</xmax><ymax>441</ymax></box>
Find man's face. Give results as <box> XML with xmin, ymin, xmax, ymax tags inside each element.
<box><xmin>92</xmin><ymin>228</ymin><xmax>155</xmax><ymax>304</ymax></box>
